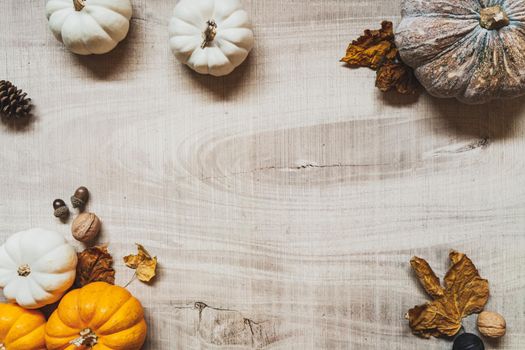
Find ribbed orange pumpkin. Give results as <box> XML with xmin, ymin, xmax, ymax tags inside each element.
<box><xmin>45</xmin><ymin>282</ymin><xmax>147</xmax><ymax>350</ymax></box>
<box><xmin>0</xmin><ymin>303</ymin><xmax>46</xmax><ymax>350</ymax></box>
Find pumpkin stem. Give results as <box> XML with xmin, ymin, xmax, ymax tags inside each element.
<box><xmin>480</xmin><ymin>5</ymin><xmax>510</xmax><ymax>30</ymax></box>
<box><xmin>73</xmin><ymin>0</ymin><xmax>85</xmax><ymax>11</ymax></box>
<box><xmin>17</xmin><ymin>264</ymin><xmax>31</xmax><ymax>277</ymax></box>
<box><xmin>201</xmin><ymin>20</ymin><xmax>218</xmax><ymax>49</ymax></box>
<box><xmin>70</xmin><ymin>328</ymin><xmax>98</xmax><ymax>348</ymax></box>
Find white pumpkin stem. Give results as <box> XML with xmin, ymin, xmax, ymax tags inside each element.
<box><xmin>70</xmin><ymin>328</ymin><xmax>98</xmax><ymax>348</ymax></box>
<box><xmin>480</xmin><ymin>5</ymin><xmax>510</xmax><ymax>30</ymax></box>
<box><xmin>17</xmin><ymin>264</ymin><xmax>31</xmax><ymax>277</ymax></box>
<box><xmin>201</xmin><ymin>20</ymin><xmax>218</xmax><ymax>49</ymax></box>
<box><xmin>73</xmin><ymin>0</ymin><xmax>85</xmax><ymax>11</ymax></box>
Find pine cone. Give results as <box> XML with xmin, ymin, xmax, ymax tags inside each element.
<box><xmin>0</xmin><ymin>80</ymin><xmax>32</xmax><ymax>118</ymax></box>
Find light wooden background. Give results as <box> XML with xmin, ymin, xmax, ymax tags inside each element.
<box><xmin>1</xmin><ymin>0</ymin><xmax>524</xmax><ymax>349</ymax></box>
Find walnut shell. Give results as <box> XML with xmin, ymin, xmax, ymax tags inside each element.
<box><xmin>72</xmin><ymin>212</ymin><xmax>101</xmax><ymax>243</ymax></box>
<box><xmin>396</xmin><ymin>0</ymin><xmax>525</xmax><ymax>104</ymax></box>
<box><xmin>477</xmin><ymin>311</ymin><xmax>506</xmax><ymax>338</ymax></box>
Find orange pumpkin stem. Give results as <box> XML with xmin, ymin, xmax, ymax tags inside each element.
<box><xmin>70</xmin><ymin>328</ymin><xmax>98</xmax><ymax>348</ymax></box>
<box><xmin>73</xmin><ymin>0</ymin><xmax>85</xmax><ymax>11</ymax></box>
<box><xmin>201</xmin><ymin>20</ymin><xmax>217</xmax><ymax>49</ymax></box>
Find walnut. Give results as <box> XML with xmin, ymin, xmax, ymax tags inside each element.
<box><xmin>72</xmin><ymin>212</ymin><xmax>101</xmax><ymax>243</ymax></box>
<box><xmin>477</xmin><ymin>311</ymin><xmax>506</xmax><ymax>338</ymax></box>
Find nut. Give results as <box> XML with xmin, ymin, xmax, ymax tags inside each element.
<box><xmin>477</xmin><ymin>311</ymin><xmax>506</xmax><ymax>338</ymax></box>
<box><xmin>53</xmin><ymin>199</ymin><xmax>69</xmax><ymax>219</ymax></box>
<box><xmin>72</xmin><ymin>212</ymin><xmax>101</xmax><ymax>243</ymax></box>
<box><xmin>71</xmin><ymin>186</ymin><xmax>90</xmax><ymax>209</ymax></box>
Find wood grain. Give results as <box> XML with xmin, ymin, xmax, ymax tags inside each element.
<box><xmin>1</xmin><ymin>0</ymin><xmax>525</xmax><ymax>349</ymax></box>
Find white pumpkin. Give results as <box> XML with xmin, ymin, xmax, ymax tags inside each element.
<box><xmin>46</xmin><ymin>0</ymin><xmax>132</xmax><ymax>55</ymax></box>
<box><xmin>169</xmin><ymin>0</ymin><xmax>254</xmax><ymax>76</ymax></box>
<box><xmin>0</xmin><ymin>229</ymin><xmax>77</xmax><ymax>309</ymax></box>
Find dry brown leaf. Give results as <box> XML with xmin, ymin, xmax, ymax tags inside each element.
<box><xmin>341</xmin><ymin>21</ymin><xmax>418</xmax><ymax>95</ymax></box>
<box><xmin>124</xmin><ymin>244</ymin><xmax>157</xmax><ymax>283</ymax></box>
<box><xmin>406</xmin><ymin>251</ymin><xmax>489</xmax><ymax>339</ymax></box>
<box><xmin>341</xmin><ymin>21</ymin><xmax>396</xmax><ymax>69</ymax></box>
<box><xmin>409</xmin><ymin>256</ymin><xmax>444</xmax><ymax>299</ymax></box>
<box><xmin>376</xmin><ymin>61</ymin><xmax>418</xmax><ymax>95</ymax></box>
<box><xmin>75</xmin><ymin>245</ymin><xmax>116</xmax><ymax>288</ymax></box>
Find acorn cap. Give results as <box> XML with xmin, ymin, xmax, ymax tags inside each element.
<box><xmin>54</xmin><ymin>205</ymin><xmax>70</xmax><ymax>219</ymax></box>
<box><xmin>71</xmin><ymin>195</ymin><xmax>86</xmax><ymax>208</ymax></box>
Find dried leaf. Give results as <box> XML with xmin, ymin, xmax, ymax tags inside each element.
<box><xmin>341</xmin><ymin>21</ymin><xmax>419</xmax><ymax>95</ymax></box>
<box><xmin>376</xmin><ymin>61</ymin><xmax>419</xmax><ymax>95</ymax></box>
<box><xmin>136</xmin><ymin>256</ymin><xmax>157</xmax><ymax>282</ymax></box>
<box><xmin>75</xmin><ymin>245</ymin><xmax>115</xmax><ymax>288</ymax></box>
<box><xmin>124</xmin><ymin>244</ymin><xmax>157</xmax><ymax>283</ymax></box>
<box><xmin>407</xmin><ymin>251</ymin><xmax>489</xmax><ymax>339</ymax></box>
<box><xmin>410</xmin><ymin>256</ymin><xmax>444</xmax><ymax>299</ymax></box>
<box><xmin>341</xmin><ymin>21</ymin><xmax>396</xmax><ymax>70</ymax></box>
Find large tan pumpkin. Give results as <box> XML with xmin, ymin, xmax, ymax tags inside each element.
<box><xmin>396</xmin><ymin>0</ymin><xmax>525</xmax><ymax>104</ymax></box>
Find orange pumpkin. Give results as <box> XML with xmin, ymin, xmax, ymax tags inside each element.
<box><xmin>45</xmin><ymin>282</ymin><xmax>147</xmax><ymax>350</ymax></box>
<box><xmin>0</xmin><ymin>303</ymin><xmax>46</xmax><ymax>350</ymax></box>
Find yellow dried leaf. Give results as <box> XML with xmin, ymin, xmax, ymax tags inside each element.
<box><xmin>410</xmin><ymin>256</ymin><xmax>444</xmax><ymax>299</ymax></box>
<box><xmin>341</xmin><ymin>21</ymin><xmax>396</xmax><ymax>70</ymax></box>
<box><xmin>407</xmin><ymin>251</ymin><xmax>489</xmax><ymax>339</ymax></box>
<box><xmin>123</xmin><ymin>254</ymin><xmax>142</xmax><ymax>269</ymax></box>
<box><xmin>341</xmin><ymin>21</ymin><xmax>419</xmax><ymax>95</ymax></box>
<box><xmin>136</xmin><ymin>256</ymin><xmax>157</xmax><ymax>282</ymax></box>
<box><xmin>124</xmin><ymin>243</ymin><xmax>157</xmax><ymax>283</ymax></box>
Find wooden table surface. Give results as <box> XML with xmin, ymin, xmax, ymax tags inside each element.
<box><xmin>1</xmin><ymin>0</ymin><xmax>524</xmax><ymax>349</ymax></box>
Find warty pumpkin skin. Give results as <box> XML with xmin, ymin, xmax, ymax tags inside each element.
<box><xmin>0</xmin><ymin>303</ymin><xmax>46</xmax><ymax>350</ymax></box>
<box><xmin>396</xmin><ymin>0</ymin><xmax>525</xmax><ymax>104</ymax></box>
<box><xmin>45</xmin><ymin>282</ymin><xmax>147</xmax><ymax>350</ymax></box>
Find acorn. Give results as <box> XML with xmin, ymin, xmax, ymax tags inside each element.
<box><xmin>71</xmin><ymin>186</ymin><xmax>89</xmax><ymax>209</ymax></box>
<box><xmin>53</xmin><ymin>199</ymin><xmax>69</xmax><ymax>219</ymax></box>
<box><xmin>453</xmin><ymin>333</ymin><xmax>484</xmax><ymax>350</ymax></box>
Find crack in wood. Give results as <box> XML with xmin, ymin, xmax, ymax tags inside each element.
<box><xmin>198</xmin><ymin>162</ymin><xmax>391</xmax><ymax>182</ymax></box>
<box><xmin>173</xmin><ymin>302</ymin><xmax>285</xmax><ymax>348</ymax></box>
<box><xmin>454</xmin><ymin>137</ymin><xmax>490</xmax><ymax>153</ymax></box>
<box><xmin>433</xmin><ymin>137</ymin><xmax>490</xmax><ymax>155</ymax></box>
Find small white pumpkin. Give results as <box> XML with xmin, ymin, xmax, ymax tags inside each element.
<box><xmin>46</xmin><ymin>0</ymin><xmax>132</xmax><ymax>55</ymax></box>
<box><xmin>169</xmin><ymin>0</ymin><xmax>254</xmax><ymax>76</ymax></box>
<box><xmin>0</xmin><ymin>228</ymin><xmax>77</xmax><ymax>309</ymax></box>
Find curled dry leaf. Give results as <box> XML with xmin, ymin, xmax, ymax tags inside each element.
<box><xmin>341</xmin><ymin>21</ymin><xmax>397</xmax><ymax>69</ymax></box>
<box><xmin>406</xmin><ymin>251</ymin><xmax>490</xmax><ymax>339</ymax></box>
<box><xmin>75</xmin><ymin>245</ymin><xmax>116</xmax><ymax>288</ymax></box>
<box><xmin>341</xmin><ymin>21</ymin><xmax>418</xmax><ymax>94</ymax></box>
<box><xmin>123</xmin><ymin>244</ymin><xmax>157</xmax><ymax>283</ymax></box>
<box><xmin>376</xmin><ymin>61</ymin><xmax>419</xmax><ymax>94</ymax></box>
